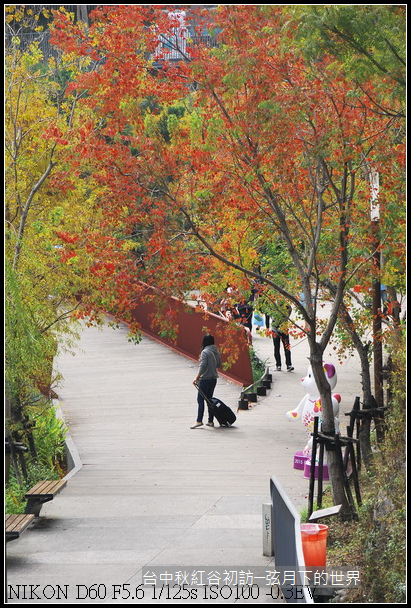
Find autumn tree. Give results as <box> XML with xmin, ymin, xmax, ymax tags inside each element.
<box><xmin>47</xmin><ymin>6</ymin><xmax>205</xmax><ymax>328</ymax></box>
<box><xmin>47</xmin><ymin>5</ymin><xmax>405</xmax><ymax>516</ymax></box>
<box><xmin>287</xmin><ymin>5</ymin><xmax>406</xmax><ymax>107</ymax></box>
<box><xmin>281</xmin><ymin>4</ymin><xmax>406</xmax><ymax>465</ymax></box>
<box><xmin>4</xmin><ymin>5</ymin><xmax>116</xmax><ymax>437</ymax></box>
<box><xmin>285</xmin><ymin>4</ymin><xmax>406</xmax><ymax>330</ymax></box>
<box><xmin>182</xmin><ymin>7</ymin><xmax>404</xmax><ymax>504</ymax></box>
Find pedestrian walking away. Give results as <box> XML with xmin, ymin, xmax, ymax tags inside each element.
<box><xmin>191</xmin><ymin>334</ymin><xmax>222</xmax><ymax>428</ymax></box>
<box><xmin>269</xmin><ymin>299</ymin><xmax>294</xmax><ymax>372</ymax></box>
<box><xmin>236</xmin><ymin>296</ymin><xmax>253</xmax><ymax>332</ymax></box>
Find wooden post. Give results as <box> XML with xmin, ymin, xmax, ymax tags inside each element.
<box><xmin>335</xmin><ymin>434</ymin><xmax>358</xmax><ymax>521</ymax></box>
<box><xmin>307</xmin><ymin>417</ymin><xmax>319</xmax><ymax>519</ymax></box>
<box><xmin>317</xmin><ymin>441</ymin><xmax>325</xmax><ymax>510</ymax></box>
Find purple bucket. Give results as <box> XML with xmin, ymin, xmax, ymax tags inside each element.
<box><xmin>303</xmin><ymin>460</ymin><xmax>329</xmax><ymax>480</ymax></box>
<box><xmin>293</xmin><ymin>451</ymin><xmax>310</xmax><ymax>470</ymax></box>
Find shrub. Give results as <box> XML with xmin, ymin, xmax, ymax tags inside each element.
<box><xmin>6</xmin><ymin>403</ymin><xmax>67</xmax><ymax>513</ymax></box>
<box><xmin>325</xmin><ymin>328</ymin><xmax>406</xmax><ymax>603</ymax></box>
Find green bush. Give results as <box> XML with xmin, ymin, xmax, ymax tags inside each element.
<box><xmin>6</xmin><ymin>403</ymin><xmax>67</xmax><ymax>513</ymax></box>
<box><xmin>250</xmin><ymin>346</ymin><xmax>267</xmax><ymax>383</ymax></box>
<box><xmin>31</xmin><ymin>404</ymin><xmax>67</xmax><ymax>472</ymax></box>
<box><xmin>5</xmin><ymin>461</ymin><xmax>60</xmax><ymax>514</ymax></box>
<box><xmin>325</xmin><ymin>329</ymin><xmax>406</xmax><ymax>603</ymax></box>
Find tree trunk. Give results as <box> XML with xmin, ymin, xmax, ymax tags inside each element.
<box><xmin>325</xmin><ymin>449</ymin><xmax>354</xmax><ymax>518</ymax></box>
<box><xmin>386</xmin><ymin>285</ymin><xmax>402</xmax><ymax>326</ymax></box>
<box><xmin>77</xmin><ymin>6</ymin><xmax>89</xmax><ymax>26</ymax></box>
<box><xmin>341</xmin><ymin>312</ymin><xmax>374</xmax><ymax>469</ymax></box>
<box><xmin>327</xmin><ymin>296</ymin><xmax>375</xmax><ymax>470</ymax></box>
<box><xmin>309</xmin><ymin>343</ymin><xmax>353</xmax><ymax>518</ymax></box>
<box><xmin>359</xmin><ymin>371</ymin><xmax>374</xmax><ymax>471</ymax></box>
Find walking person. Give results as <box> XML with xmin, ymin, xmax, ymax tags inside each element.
<box><xmin>191</xmin><ymin>335</ymin><xmax>222</xmax><ymax>428</ymax></box>
<box><xmin>236</xmin><ymin>297</ymin><xmax>253</xmax><ymax>332</ymax></box>
<box><xmin>270</xmin><ymin>300</ymin><xmax>294</xmax><ymax>372</ymax></box>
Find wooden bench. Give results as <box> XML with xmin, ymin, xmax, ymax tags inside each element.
<box><xmin>5</xmin><ymin>514</ymin><xmax>35</xmax><ymax>542</ymax></box>
<box><xmin>24</xmin><ymin>479</ymin><xmax>67</xmax><ymax>516</ymax></box>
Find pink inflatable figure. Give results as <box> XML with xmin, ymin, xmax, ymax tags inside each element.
<box><xmin>286</xmin><ymin>363</ymin><xmax>341</xmax><ymax>456</ymax></box>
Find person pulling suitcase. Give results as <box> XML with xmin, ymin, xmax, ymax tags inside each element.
<box><xmin>194</xmin><ymin>385</ymin><xmax>237</xmax><ymax>428</ymax></box>
<box><xmin>191</xmin><ymin>334</ymin><xmax>222</xmax><ymax>429</ymax></box>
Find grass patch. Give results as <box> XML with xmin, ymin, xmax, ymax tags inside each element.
<box><xmin>249</xmin><ymin>346</ymin><xmax>268</xmax><ymax>383</ymax></box>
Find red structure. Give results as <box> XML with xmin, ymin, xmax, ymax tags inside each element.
<box><xmin>129</xmin><ymin>286</ymin><xmax>254</xmax><ymax>387</ymax></box>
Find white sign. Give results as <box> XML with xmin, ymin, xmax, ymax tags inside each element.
<box><xmin>262</xmin><ymin>503</ymin><xmax>274</xmax><ymax>556</ymax></box>
<box><xmin>369</xmin><ymin>168</ymin><xmax>380</xmax><ymax>221</ymax></box>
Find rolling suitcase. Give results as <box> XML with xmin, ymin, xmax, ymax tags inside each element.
<box><xmin>209</xmin><ymin>396</ymin><xmax>237</xmax><ymax>427</ymax></box>
<box><xmin>195</xmin><ymin>383</ymin><xmax>237</xmax><ymax>427</ymax></box>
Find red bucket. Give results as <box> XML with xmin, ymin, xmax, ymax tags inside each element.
<box><xmin>301</xmin><ymin>524</ymin><xmax>328</xmax><ymax>567</ymax></box>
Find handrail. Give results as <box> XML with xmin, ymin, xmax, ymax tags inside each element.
<box><xmin>238</xmin><ymin>366</ymin><xmax>272</xmax><ymax>409</ymax></box>
<box><xmin>242</xmin><ymin>365</ymin><xmax>271</xmax><ymax>394</ymax></box>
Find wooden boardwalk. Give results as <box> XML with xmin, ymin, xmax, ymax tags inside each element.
<box><xmin>6</xmin><ymin>315</ymin><xmax>362</xmax><ymax>603</ymax></box>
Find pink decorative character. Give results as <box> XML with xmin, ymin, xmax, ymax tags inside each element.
<box><xmin>286</xmin><ymin>363</ymin><xmax>341</xmax><ymax>455</ymax></box>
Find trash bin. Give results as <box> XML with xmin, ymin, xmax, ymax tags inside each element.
<box><xmin>300</xmin><ymin>523</ymin><xmax>328</xmax><ymax>567</ymax></box>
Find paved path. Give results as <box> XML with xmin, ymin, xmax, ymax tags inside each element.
<box><xmin>6</xmin><ymin>308</ymin><xmax>362</xmax><ymax>604</ymax></box>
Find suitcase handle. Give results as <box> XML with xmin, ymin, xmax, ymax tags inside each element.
<box><xmin>193</xmin><ymin>382</ymin><xmax>214</xmax><ymax>408</ymax></box>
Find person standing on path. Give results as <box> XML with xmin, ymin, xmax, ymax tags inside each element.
<box><xmin>269</xmin><ymin>299</ymin><xmax>294</xmax><ymax>372</ymax></box>
<box><xmin>191</xmin><ymin>335</ymin><xmax>222</xmax><ymax>428</ymax></box>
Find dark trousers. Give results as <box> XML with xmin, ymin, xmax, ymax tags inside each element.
<box><xmin>273</xmin><ymin>332</ymin><xmax>292</xmax><ymax>368</ymax></box>
<box><xmin>196</xmin><ymin>378</ymin><xmax>217</xmax><ymax>423</ymax></box>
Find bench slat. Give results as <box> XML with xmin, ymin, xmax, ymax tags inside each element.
<box><xmin>25</xmin><ymin>480</ymin><xmax>50</xmax><ymax>495</ymax></box>
<box><xmin>25</xmin><ymin>479</ymin><xmax>66</xmax><ymax>498</ymax></box>
<box><xmin>6</xmin><ymin>514</ymin><xmax>35</xmax><ymax>539</ymax></box>
<box><xmin>24</xmin><ymin>479</ymin><xmax>67</xmax><ymax>516</ymax></box>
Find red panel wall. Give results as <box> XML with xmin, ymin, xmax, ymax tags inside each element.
<box><xmin>129</xmin><ymin>288</ymin><xmax>254</xmax><ymax>387</ymax></box>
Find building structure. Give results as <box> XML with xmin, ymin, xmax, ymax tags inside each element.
<box><xmin>5</xmin><ymin>5</ymin><xmax>218</xmax><ymax>61</ymax></box>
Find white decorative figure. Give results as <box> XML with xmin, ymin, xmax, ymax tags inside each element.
<box><xmin>286</xmin><ymin>363</ymin><xmax>341</xmax><ymax>456</ymax></box>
